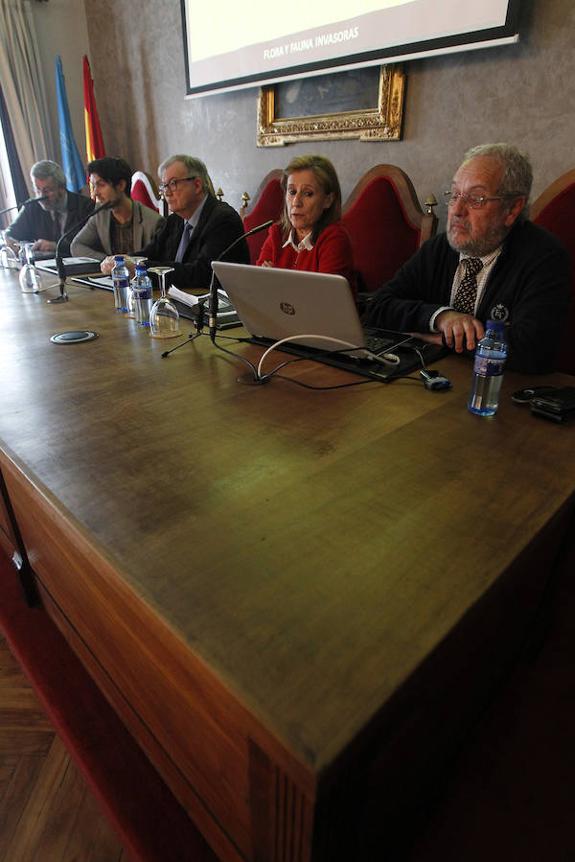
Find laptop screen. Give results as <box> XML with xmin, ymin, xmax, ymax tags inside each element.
<box><xmin>212</xmin><ymin>262</ymin><xmax>366</xmax><ymax>351</ymax></box>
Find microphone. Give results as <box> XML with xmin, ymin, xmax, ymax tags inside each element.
<box><xmin>0</xmin><ymin>195</ymin><xmax>49</xmax><ymax>216</ymax></box>
<box><xmin>208</xmin><ymin>219</ymin><xmax>273</xmax><ymax>341</ymax></box>
<box><xmin>23</xmin><ymin>195</ymin><xmax>50</xmax><ymax>205</ymax></box>
<box><xmin>49</xmin><ymin>202</ymin><xmax>111</xmax><ymax>304</ymax></box>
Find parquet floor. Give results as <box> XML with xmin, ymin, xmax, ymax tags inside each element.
<box><xmin>0</xmin><ymin>633</ymin><xmax>126</xmax><ymax>862</ymax></box>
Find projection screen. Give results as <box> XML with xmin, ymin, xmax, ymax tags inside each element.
<box><xmin>181</xmin><ymin>0</ymin><xmax>520</xmax><ymax>97</ymax></box>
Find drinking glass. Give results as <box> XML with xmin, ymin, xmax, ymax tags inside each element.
<box><xmin>148</xmin><ymin>267</ymin><xmax>180</xmax><ymax>338</ymax></box>
<box><xmin>0</xmin><ymin>231</ymin><xmax>19</xmax><ymax>269</ymax></box>
<box><xmin>18</xmin><ymin>243</ymin><xmax>50</xmax><ymax>293</ymax></box>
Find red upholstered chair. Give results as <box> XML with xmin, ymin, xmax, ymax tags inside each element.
<box><xmin>341</xmin><ymin>164</ymin><xmax>437</xmax><ymax>294</ymax></box>
<box><xmin>131</xmin><ymin>171</ymin><xmax>163</xmax><ymax>214</ymax></box>
<box><xmin>531</xmin><ymin>169</ymin><xmax>575</xmax><ymax>375</ymax></box>
<box><xmin>241</xmin><ymin>169</ymin><xmax>283</xmax><ymax>264</ymax></box>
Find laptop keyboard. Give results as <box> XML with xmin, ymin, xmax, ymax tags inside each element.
<box><xmin>247</xmin><ymin>329</ymin><xmax>446</xmax><ymax>382</ymax></box>
<box><xmin>364</xmin><ymin>332</ymin><xmax>414</xmax><ymax>355</ymax></box>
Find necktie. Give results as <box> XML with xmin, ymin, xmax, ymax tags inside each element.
<box><xmin>53</xmin><ymin>211</ymin><xmax>65</xmax><ymax>241</ymax></box>
<box><xmin>175</xmin><ymin>222</ymin><xmax>193</xmax><ymax>263</ymax></box>
<box><xmin>453</xmin><ymin>258</ymin><xmax>483</xmax><ymax>315</ymax></box>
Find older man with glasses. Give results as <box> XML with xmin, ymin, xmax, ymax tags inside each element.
<box><xmin>101</xmin><ymin>154</ymin><xmax>249</xmax><ymax>290</ymax></box>
<box><xmin>365</xmin><ymin>143</ymin><xmax>570</xmax><ymax>374</ymax></box>
<box><xmin>5</xmin><ymin>160</ymin><xmax>94</xmax><ymax>258</ymax></box>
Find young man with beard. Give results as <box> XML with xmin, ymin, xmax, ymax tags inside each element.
<box><xmin>365</xmin><ymin>144</ymin><xmax>570</xmax><ymax>373</ymax></box>
<box><xmin>71</xmin><ymin>157</ymin><xmax>164</xmax><ymax>260</ymax></box>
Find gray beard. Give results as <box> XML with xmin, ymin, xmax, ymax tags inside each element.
<box><xmin>447</xmin><ymin>222</ymin><xmax>509</xmax><ymax>257</ymax></box>
<box><xmin>39</xmin><ymin>194</ymin><xmax>67</xmax><ymax>214</ymax></box>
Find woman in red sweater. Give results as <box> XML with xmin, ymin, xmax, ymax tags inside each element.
<box><xmin>257</xmin><ymin>155</ymin><xmax>355</xmax><ymax>293</ymax></box>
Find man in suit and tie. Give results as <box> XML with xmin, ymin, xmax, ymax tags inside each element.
<box><xmin>102</xmin><ymin>154</ymin><xmax>249</xmax><ymax>290</ymax></box>
<box><xmin>5</xmin><ymin>160</ymin><xmax>94</xmax><ymax>257</ymax></box>
<box><xmin>365</xmin><ymin>143</ymin><xmax>570</xmax><ymax>374</ymax></box>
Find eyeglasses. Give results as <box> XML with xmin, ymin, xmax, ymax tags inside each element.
<box><xmin>443</xmin><ymin>190</ymin><xmax>519</xmax><ymax>209</ymax></box>
<box><xmin>33</xmin><ymin>184</ymin><xmax>58</xmax><ymax>196</ymax></box>
<box><xmin>158</xmin><ymin>176</ymin><xmax>197</xmax><ymax>196</ymax></box>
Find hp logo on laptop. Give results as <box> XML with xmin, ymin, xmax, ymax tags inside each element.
<box><xmin>280</xmin><ymin>302</ymin><xmax>295</xmax><ymax>316</ymax></box>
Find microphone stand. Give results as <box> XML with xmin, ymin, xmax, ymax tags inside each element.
<box><xmin>0</xmin><ymin>196</ymin><xmax>48</xmax><ymax>217</ymax></box>
<box><xmin>161</xmin><ymin>218</ymin><xmax>273</xmax><ymax>358</ymax></box>
<box><xmin>161</xmin><ymin>298</ymin><xmax>207</xmax><ymax>358</ymax></box>
<box><xmin>0</xmin><ymin>204</ymin><xmax>19</xmax><ymax>217</ymax></box>
<box><xmin>48</xmin><ymin>201</ymin><xmax>110</xmax><ymax>304</ymax></box>
<box><xmin>208</xmin><ymin>218</ymin><xmax>273</xmax><ymax>342</ymax></box>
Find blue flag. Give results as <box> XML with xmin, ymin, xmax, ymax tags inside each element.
<box><xmin>55</xmin><ymin>56</ymin><xmax>86</xmax><ymax>192</ymax></box>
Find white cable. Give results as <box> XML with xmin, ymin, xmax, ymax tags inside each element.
<box><xmin>256</xmin><ymin>334</ymin><xmax>400</xmax><ymax>379</ymax></box>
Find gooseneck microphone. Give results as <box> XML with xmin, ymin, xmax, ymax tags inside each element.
<box><xmin>208</xmin><ymin>219</ymin><xmax>273</xmax><ymax>341</ymax></box>
<box><xmin>0</xmin><ymin>195</ymin><xmax>49</xmax><ymax>217</ymax></box>
<box><xmin>161</xmin><ymin>219</ymin><xmax>274</xmax><ymax>359</ymax></box>
<box><xmin>49</xmin><ymin>201</ymin><xmax>111</xmax><ymax>304</ymax></box>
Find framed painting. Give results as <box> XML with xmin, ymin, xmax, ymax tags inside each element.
<box><xmin>257</xmin><ymin>65</ymin><xmax>405</xmax><ymax>147</ymax></box>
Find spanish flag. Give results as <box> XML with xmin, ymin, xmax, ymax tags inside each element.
<box><xmin>83</xmin><ymin>56</ymin><xmax>105</xmax><ymax>164</ymax></box>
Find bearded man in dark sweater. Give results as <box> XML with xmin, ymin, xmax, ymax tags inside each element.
<box><xmin>6</xmin><ymin>160</ymin><xmax>94</xmax><ymax>258</ymax></box>
<box><xmin>366</xmin><ymin>144</ymin><xmax>570</xmax><ymax>374</ymax></box>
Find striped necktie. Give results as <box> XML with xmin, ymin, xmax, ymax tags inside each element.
<box><xmin>453</xmin><ymin>258</ymin><xmax>483</xmax><ymax>315</ymax></box>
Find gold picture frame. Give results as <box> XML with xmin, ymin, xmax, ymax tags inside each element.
<box><xmin>257</xmin><ymin>65</ymin><xmax>405</xmax><ymax>147</ymax></box>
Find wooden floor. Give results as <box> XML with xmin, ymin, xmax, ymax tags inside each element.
<box><xmin>0</xmin><ymin>633</ymin><xmax>126</xmax><ymax>862</ymax></box>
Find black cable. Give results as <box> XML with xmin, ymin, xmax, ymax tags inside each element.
<box><xmin>273</xmin><ymin>373</ymin><xmax>379</xmax><ymax>390</ymax></box>
<box><xmin>207</xmin><ymin>330</ymin><xmax>429</xmax><ymax>388</ymax></box>
<box><xmin>210</xmin><ymin>332</ymin><xmax>259</xmax><ymax>378</ymax></box>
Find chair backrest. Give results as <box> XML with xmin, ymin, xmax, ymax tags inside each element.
<box><xmin>531</xmin><ymin>169</ymin><xmax>575</xmax><ymax>375</ymax></box>
<box><xmin>131</xmin><ymin>171</ymin><xmax>162</xmax><ymax>214</ymax></box>
<box><xmin>241</xmin><ymin>169</ymin><xmax>283</xmax><ymax>264</ymax></box>
<box><xmin>341</xmin><ymin>164</ymin><xmax>437</xmax><ymax>293</ymax></box>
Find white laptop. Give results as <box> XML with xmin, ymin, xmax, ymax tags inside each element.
<box><xmin>211</xmin><ymin>262</ymin><xmax>445</xmax><ymax>381</ymax></box>
<box><xmin>213</xmin><ymin>262</ymin><xmax>379</xmax><ymax>353</ymax></box>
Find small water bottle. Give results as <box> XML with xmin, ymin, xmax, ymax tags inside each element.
<box><xmin>468</xmin><ymin>319</ymin><xmax>508</xmax><ymax>417</ymax></box>
<box><xmin>111</xmin><ymin>255</ymin><xmax>130</xmax><ymax>312</ymax></box>
<box><xmin>131</xmin><ymin>263</ymin><xmax>154</xmax><ymax>327</ymax></box>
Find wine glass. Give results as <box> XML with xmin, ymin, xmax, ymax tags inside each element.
<box><xmin>0</xmin><ymin>231</ymin><xmax>19</xmax><ymax>269</ymax></box>
<box><xmin>148</xmin><ymin>266</ymin><xmax>180</xmax><ymax>338</ymax></box>
<box><xmin>18</xmin><ymin>243</ymin><xmax>51</xmax><ymax>293</ymax></box>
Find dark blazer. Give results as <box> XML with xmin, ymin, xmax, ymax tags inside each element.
<box><xmin>139</xmin><ymin>195</ymin><xmax>250</xmax><ymax>291</ymax></box>
<box><xmin>365</xmin><ymin>220</ymin><xmax>571</xmax><ymax>374</ymax></box>
<box><xmin>6</xmin><ymin>192</ymin><xmax>95</xmax><ymax>257</ymax></box>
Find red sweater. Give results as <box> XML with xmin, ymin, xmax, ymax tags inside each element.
<box><xmin>257</xmin><ymin>222</ymin><xmax>356</xmax><ymax>294</ymax></box>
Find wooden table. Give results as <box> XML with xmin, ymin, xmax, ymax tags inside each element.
<box><xmin>1</xmin><ymin>270</ymin><xmax>574</xmax><ymax>861</ymax></box>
